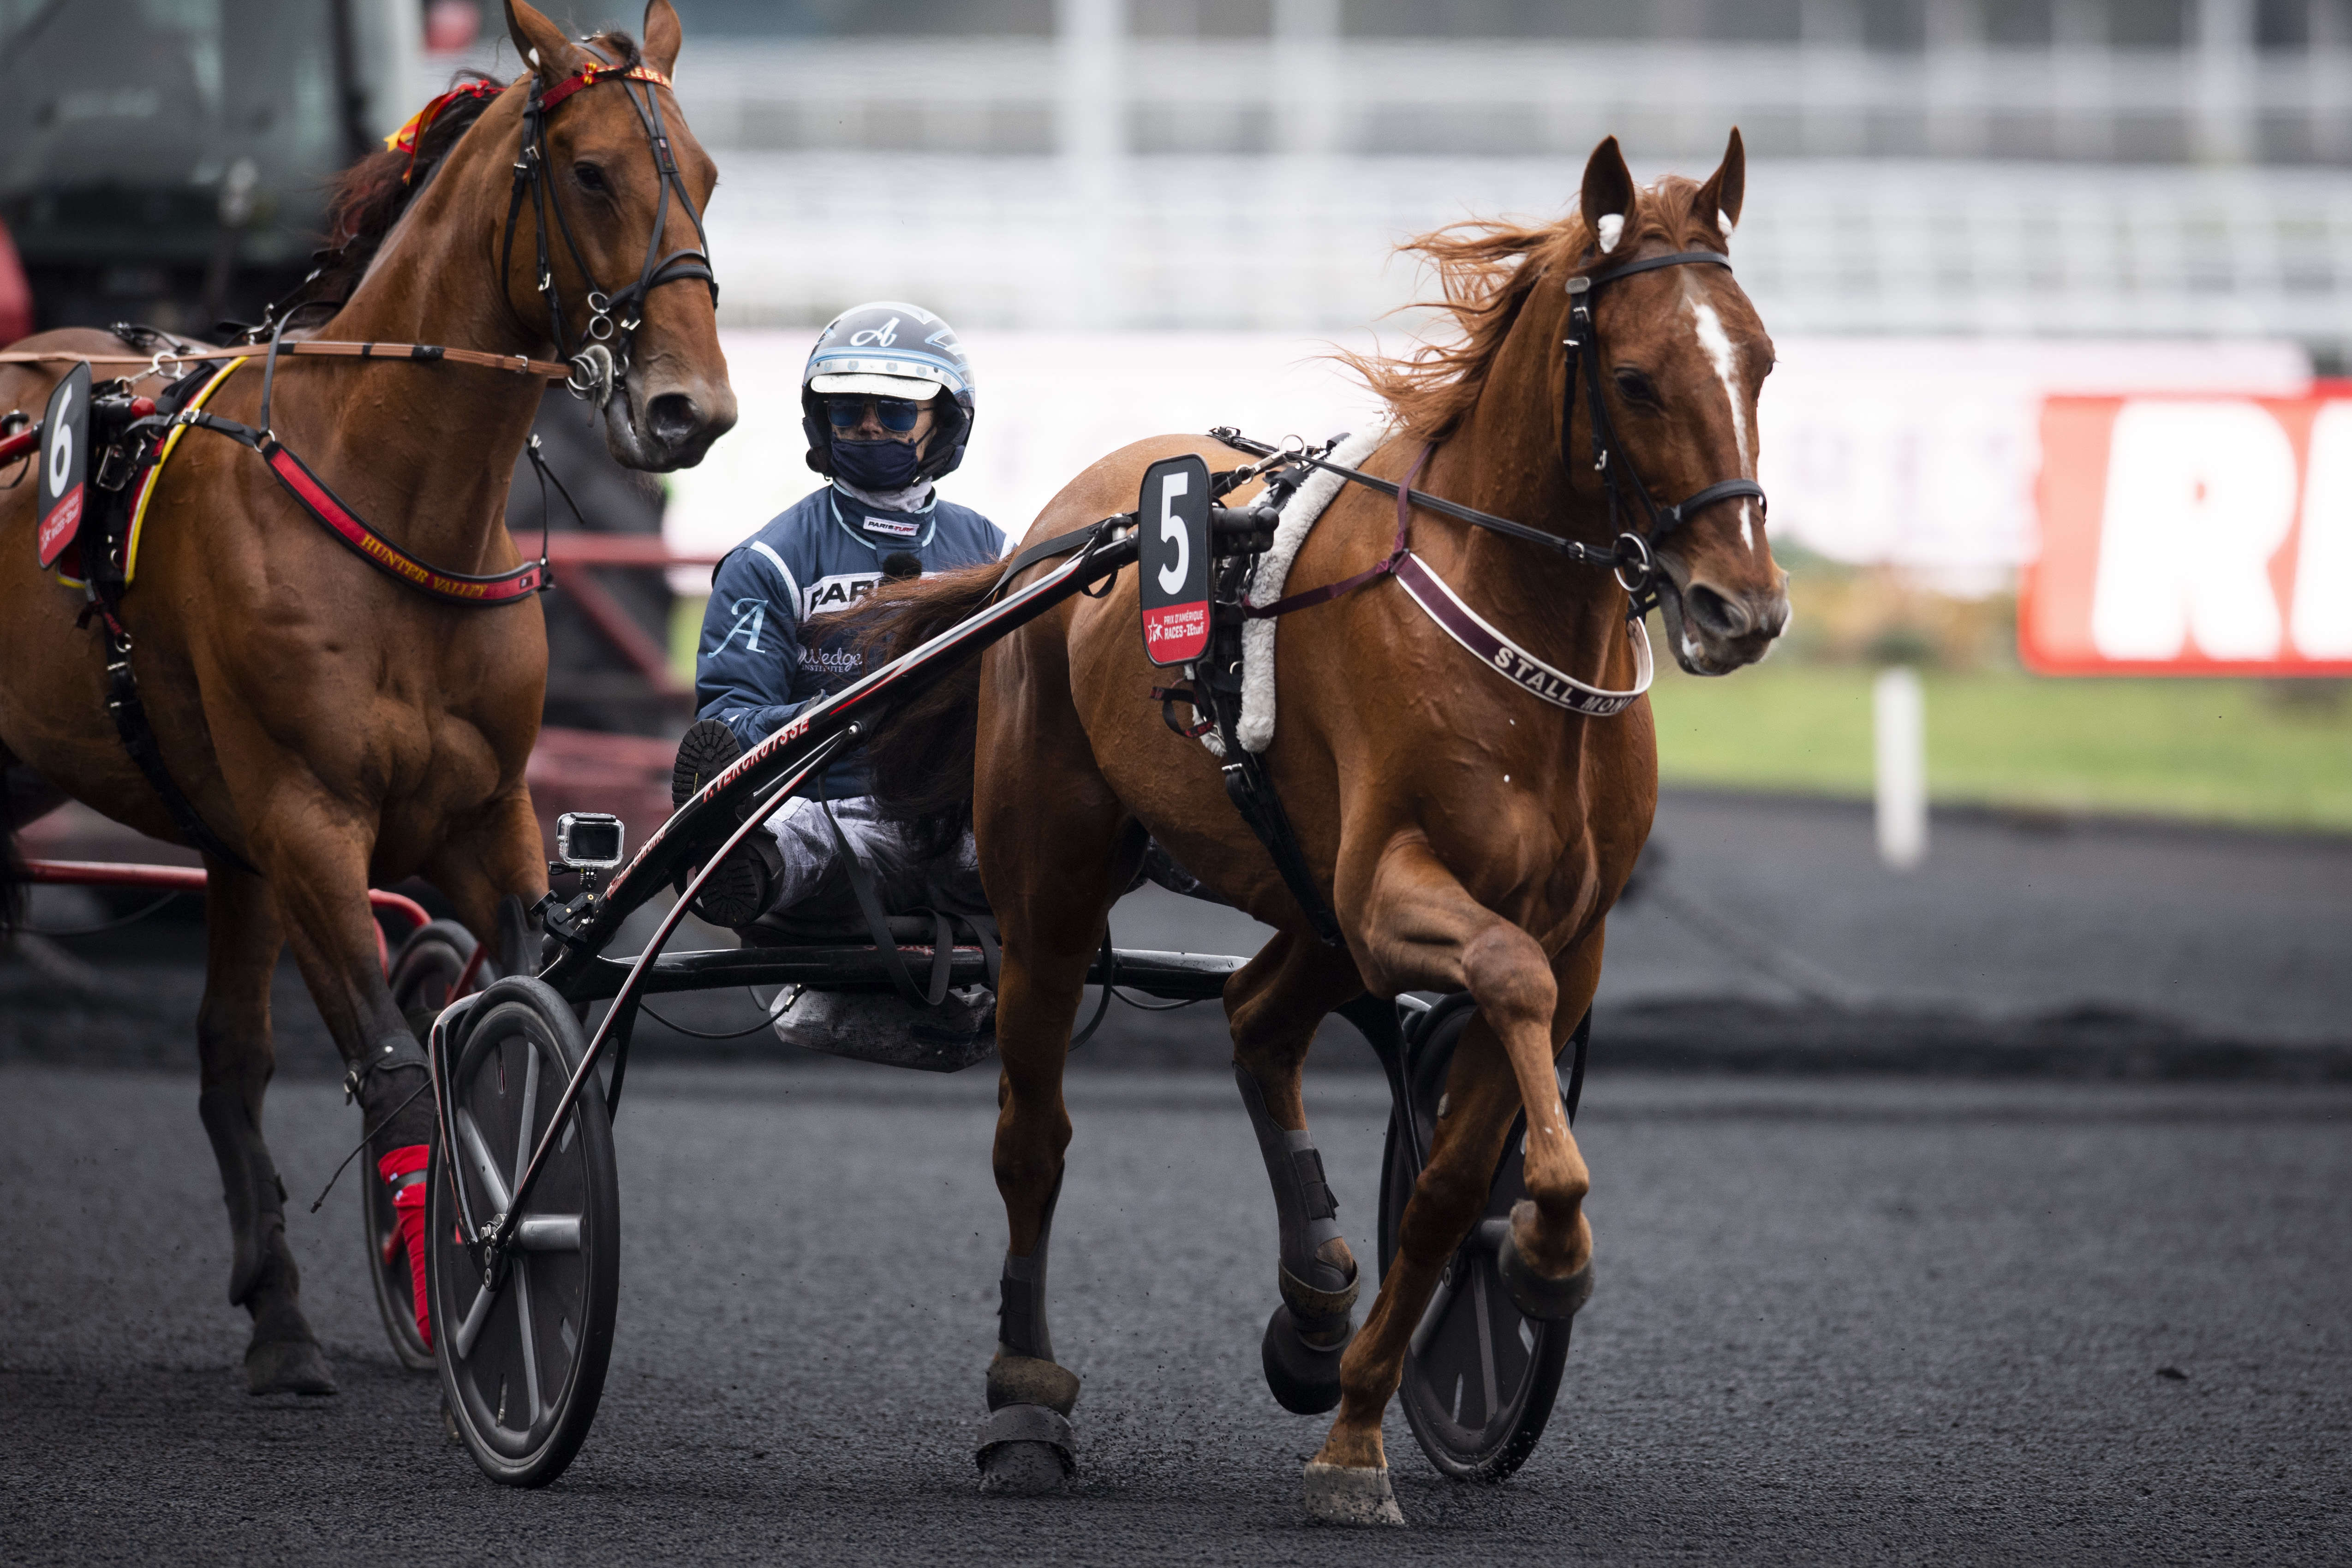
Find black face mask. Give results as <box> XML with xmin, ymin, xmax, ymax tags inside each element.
<box><xmin>829</xmin><ymin>435</ymin><xmax>923</xmax><ymax>491</ymax></box>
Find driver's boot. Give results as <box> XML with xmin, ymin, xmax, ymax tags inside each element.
<box><xmin>672</xmin><ymin>718</ymin><xmax>784</xmax><ymax>928</ymax></box>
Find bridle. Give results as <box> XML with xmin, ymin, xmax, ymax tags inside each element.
<box><xmin>499</xmin><ymin>50</ymin><xmax>719</xmax><ymax>408</ymax></box>
<box><xmin>1560</xmin><ymin>248</ymin><xmax>1767</xmax><ymax>616</ymax></box>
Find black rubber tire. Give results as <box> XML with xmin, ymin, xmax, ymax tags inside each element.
<box><xmin>1378</xmin><ymin>994</ymin><xmax>1572</xmax><ymax>1484</ymax></box>
<box><xmin>427</xmin><ymin>977</ymin><xmax>620</xmax><ymax>1488</ymax></box>
<box><xmin>367</xmin><ymin>919</ymin><xmax>483</xmax><ymax>1372</ymax></box>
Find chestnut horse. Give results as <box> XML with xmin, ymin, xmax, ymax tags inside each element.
<box><xmin>0</xmin><ymin>1</ymin><xmax>731</xmax><ymax>1395</ymax></box>
<box><xmin>848</xmin><ymin>133</ymin><xmax>1783</xmax><ymax>1520</ymax></box>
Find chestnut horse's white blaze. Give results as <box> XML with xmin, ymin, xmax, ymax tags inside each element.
<box><xmin>1683</xmin><ymin>279</ymin><xmax>1759</xmax><ymax>553</ymax></box>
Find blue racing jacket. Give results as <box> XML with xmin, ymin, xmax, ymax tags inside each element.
<box><xmin>696</xmin><ymin>483</ymin><xmax>1007</xmax><ymax>796</ymax></box>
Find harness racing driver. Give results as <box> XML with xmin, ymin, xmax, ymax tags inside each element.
<box><xmin>672</xmin><ymin>301</ymin><xmax>1006</xmax><ymax>968</ymax></box>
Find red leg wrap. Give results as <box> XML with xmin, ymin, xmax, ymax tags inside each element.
<box><xmin>378</xmin><ymin>1145</ymin><xmax>432</xmax><ymax>1350</ymax></box>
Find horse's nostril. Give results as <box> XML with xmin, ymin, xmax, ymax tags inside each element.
<box><xmin>647</xmin><ymin>392</ymin><xmax>702</xmax><ymax>447</ymax></box>
<box><xmin>1684</xmin><ymin>584</ymin><xmax>1748</xmax><ymax>639</ymax></box>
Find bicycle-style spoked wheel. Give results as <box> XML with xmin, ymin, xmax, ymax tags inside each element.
<box><xmin>427</xmin><ymin>976</ymin><xmax>619</xmax><ymax>1487</ymax></box>
<box><xmin>369</xmin><ymin>919</ymin><xmax>482</xmax><ymax>1371</ymax></box>
<box><xmin>1378</xmin><ymin>994</ymin><xmax>1572</xmax><ymax>1483</ymax></box>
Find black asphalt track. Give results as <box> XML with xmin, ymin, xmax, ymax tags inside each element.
<box><xmin>4</xmin><ymin>1062</ymin><xmax>2346</xmax><ymax>1564</ymax></box>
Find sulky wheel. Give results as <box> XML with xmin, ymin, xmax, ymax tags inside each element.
<box><xmin>427</xmin><ymin>976</ymin><xmax>619</xmax><ymax>1487</ymax></box>
<box><xmin>369</xmin><ymin>919</ymin><xmax>488</xmax><ymax>1372</ymax></box>
<box><xmin>1378</xmin><ymin>993</ymin><xmax>1573</xmax><ymax>1484</ymax></box>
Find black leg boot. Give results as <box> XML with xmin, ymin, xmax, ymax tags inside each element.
<box><xmin>1235</xmin><ymin>1064</ymin><xmax>1360</xmax><ymax>1414</ymax></box>
<box><xmin>978</xmin><ymin>1175</ymin><xmax>1080</xmax><ymax>1494</ymax></box>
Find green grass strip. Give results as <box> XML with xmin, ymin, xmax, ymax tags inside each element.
<box><xmin>1648</xmin><ymin>663</ymin><xmax>2352</xmax><ymax>834</ymax></box>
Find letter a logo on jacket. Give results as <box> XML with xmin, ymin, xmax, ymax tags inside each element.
<box><xmin>716</xmin><ymin>597</ymin><xmax>766</xmax><ymax>653</ymax></box>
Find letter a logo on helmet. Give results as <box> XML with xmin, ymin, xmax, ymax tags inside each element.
<box><xmin>800</xmin><ymin>300</ymin><xmax>977</xmax><ymax>481</ymax></box>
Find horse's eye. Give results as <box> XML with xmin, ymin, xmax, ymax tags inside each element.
<box><xmin>574</xmin><ymin>162</ymin><xmax>609</xmax><ymax>194</ymax></box>
<box><xmin>1613</xmin><ymin>368</ymin><xmax>1659</xmax><ymax>406</ymax></box>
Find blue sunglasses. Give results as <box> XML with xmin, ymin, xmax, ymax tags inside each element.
<box><xmin>824</xmin><ymin>394</ymin><xmax>924</xmax><ymax>434</ymax></box>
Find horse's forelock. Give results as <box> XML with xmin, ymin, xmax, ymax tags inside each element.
<box><xmin>584</xmin><ymin>30</ymin><xmax>643</xmax><ymax>67</ymax></box>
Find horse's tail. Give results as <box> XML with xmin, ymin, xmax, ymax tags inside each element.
<box><xmin>826</xmin><ymin>560</ymin><xmax>1007</xmax><ymax>839</ymax></box>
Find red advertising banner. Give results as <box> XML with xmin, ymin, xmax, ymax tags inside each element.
<box><xmin>2023</xmin><ymin>395</ymin><xmax>2352</xmax><ymax>675</ymax></box>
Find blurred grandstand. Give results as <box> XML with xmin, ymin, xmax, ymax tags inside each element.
<box><xmin>428</xmin><ymin>0</ymin><xmax>2352</xmax><ymax>357</ymax></box>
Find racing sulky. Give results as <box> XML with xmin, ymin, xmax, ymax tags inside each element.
<box><xmin>0</xmin><ymin>0</ymin><xmax>731</xmax><ymax>1395</ymax></box>
<box><xmin>841</xmin><ymin>131</ymin><xmax>1785</xmax><ymax>1522</ymax></box>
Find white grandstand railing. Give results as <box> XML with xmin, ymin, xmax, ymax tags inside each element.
<box><xmin>694</xmin><ymin>153</ymin><xmax>2352</xmax><ymax>349</ymax></box>
<box><xmin>426</xmin><ymin>38</ymin><xmax>2352</xmax><ymax>163</ymax></box>
<box><xmin>413</xmin><ymin>36</ymin><xmax>2352</xmax><ymax>345</ymax></box>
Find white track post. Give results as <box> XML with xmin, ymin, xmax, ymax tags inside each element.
<box><xmin>1874</xmin><ymin>665</ymin><xmax>1928</xmax><ymax>870</ymax></box>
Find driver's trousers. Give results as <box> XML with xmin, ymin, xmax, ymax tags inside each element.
<box><xmin>747</xmin><ymin>794</ymin><xmax>987</xmax><ymax>933</ymax></box>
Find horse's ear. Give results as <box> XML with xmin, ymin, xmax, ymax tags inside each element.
<box><xmin>1580</xmin><ymin>135</ymin><xmax>1637</xmax><ymax>255</ymax></box>
<box><xmin>504</xmin><ymin>0</ymin><xmax>585</xmax><ymax>83</ymax></box>
<box><xmin>643</xmin><ymin>0</ymin><xmax>682</xmax><ymax>77</ymax></box>
<box><xmin>1692</xmin><ymin>126</ymin><xmax>1746</xmax><ymax>243</ymax></box>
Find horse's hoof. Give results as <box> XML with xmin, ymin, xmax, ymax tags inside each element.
<box><xmin>1302</xmin><ymin>1461</ymin><xmax>1406</xmax><ymax>1526</ymax></box>
<box><xmin>1260</xmin><ymin>1303</ymin><xmax>1348</xmax><ymax>1415</ymax></box>
<box><xmin>1496</xmin><ymin>1225</ymin><xmax>1594</xmax><ymax>1323</ymax></box>
<box><xmin>976</xmin><ymin>1403</ymin><xmax>1075</xmax><ymax>1495</ymax></box>
<box><xmin>986</xmin><ymin>1353</ymin><xmax>1080</xmax><ymax>1416</ymax></box>
<box><xmin>245</xmin><ymin>1336</ymin><xmax>335</xmax><ymax>1397</ymax></box>
<box><xmin>979</xmin><ymin>1441</ymin><xmax>1069</xmax><ymax>1496</ymax></box>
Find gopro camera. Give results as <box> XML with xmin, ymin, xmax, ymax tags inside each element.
<box><xmin>555</xmin><ymin>812</ymin><xmax>626</xmax><ymax>870</ymax></box>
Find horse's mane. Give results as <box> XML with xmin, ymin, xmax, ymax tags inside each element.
<box><xmin>1345</xmin><ymin>174</ymin><xmax>1715</xmax><ymax>439</ymax></box>
<box><xmin>312</xmin><ymin>31</ymin><xmax>647</xmax><ymax>301</ymax></box>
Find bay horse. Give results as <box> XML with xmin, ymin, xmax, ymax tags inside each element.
<box><xmin>846</xmin><ymin>132</ymin><xmax>1784</xmax><ymax>1521</ymax></box>
<box><xmin>0</xmin><ymin>0</ymin><xmax>731</xmax><ymax>1395</ymax></box>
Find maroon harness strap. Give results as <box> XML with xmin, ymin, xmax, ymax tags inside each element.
<box><xmin>260</xmin><ymin>437</ymin><xmax>543</xmax><ymax>604</ymax></box>
<box><xmin>1240</xmin><ymin>447</ymin><xmax>1429</xmax><ymax>620</ymax></box>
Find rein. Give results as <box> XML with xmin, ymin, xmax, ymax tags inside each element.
<box><xmin>0</xmin><ymin>342</ymin><xmax>570</xmax><ymax>380</ymax></box>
